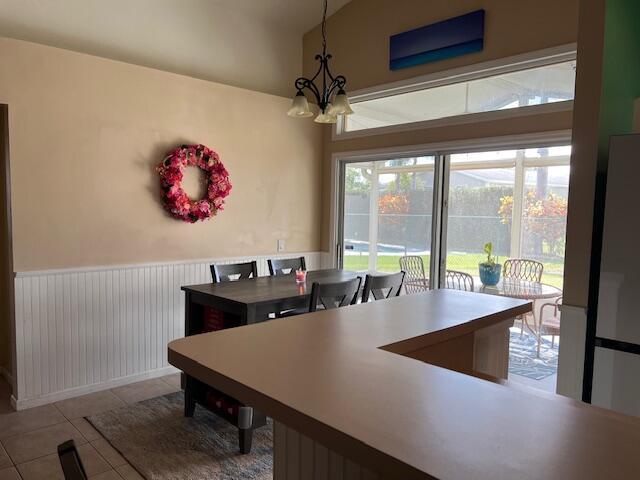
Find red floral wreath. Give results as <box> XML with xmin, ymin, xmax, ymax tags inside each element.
<box><xmin>156</xmin><ymin>144</ymin><xmax>232</xmax><ymax>223</ymax></box>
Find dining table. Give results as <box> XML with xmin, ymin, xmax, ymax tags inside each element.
<box><xmin>474</xmin><ymin>277</ymin><xmax>562</xmax><ymax>300</ymax></box>
<box><xmin>180</xmin><ymin>268</ymin><xmax>362</xmax><ymax>453</ymax></box>
<box><xmin>474</xmin><ymin>277</ymin><xmax>562</xmax><ymax>349</ymax></box>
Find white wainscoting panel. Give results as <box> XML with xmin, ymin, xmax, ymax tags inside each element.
<box><xmin>13</xmin><ymin>252</ymin><xmax>322</xmax><ymax>409</ymax></box>
<box><xmin>556</xmin><ymin>304</ymin><xmax>587</xmax><ymax>400</ymax></box>
<box><xmin>274</xmin><ymin>422</ymin><xmax>383</xmax><ymax>480</ymax></box>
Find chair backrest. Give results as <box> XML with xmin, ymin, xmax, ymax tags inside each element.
<box><xmin>267</xmin><ymin>257</ymin><xmax>306</xmax><ymax>276</ymax></box>
<box><xmin>502</xmin><ymin>259</ymin><xmax>544</xmax><ymax>282</ymax></box>
<box><xmin>362</xmin><ymin>271</ymin><xmax>405</xmax><ymax>302</ymax></box>
<box><xmin>309</xmin><ymin>277</ymin><xmax>362</xmax><ymax>312</ymax></box>
<box><xmin>58</xmin><ymin>440</ymin><xmax>88</xmax><ymax>480</ymax></box>
<box><xmin>211</xmin><ymin>261</ymin><xmax>258</xmax><ymax>283</ymax></box>
<box><xmin>399</xmin><ymin>256</ymin><xmax>428</xmax><ymax>294</ymax></box>
<box><xmin>445</xmin><ymin>270</ymin><xmax>475</xmax><ymax>292</ymax></box>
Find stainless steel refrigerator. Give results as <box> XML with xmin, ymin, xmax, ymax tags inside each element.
<box><xmin>584</xmin><ymin>134</ymin><xmax>640</xmax><ymax>416</ymax></box>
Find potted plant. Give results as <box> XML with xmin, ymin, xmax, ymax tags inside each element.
<box><xmin>478</xmin><ymin>242</ymin><xmax>501</xmax><ymax>286</ymax></box>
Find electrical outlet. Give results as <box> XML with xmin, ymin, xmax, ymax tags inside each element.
<box><xmin>277</xmin><ymin>239</ymin><xmax>285</xmax><ymax>252</ymax></box>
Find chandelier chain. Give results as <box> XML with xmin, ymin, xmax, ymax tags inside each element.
<box><xmin>321</xmin><ymin>0</ymin><xmax>328</xmax><ymax>55</ymax></box>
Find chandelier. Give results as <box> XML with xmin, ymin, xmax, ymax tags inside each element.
<box><xmin>287</xmin><ymin>0</ymin><xmax>353</xmax><ymax>123</ymax></box>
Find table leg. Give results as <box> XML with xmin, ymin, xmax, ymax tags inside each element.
<box><xmin>236</xmin><ymin>305</ymin><xmax>258</xmax><ymax>453</ymax></box>
<box><xmin>522</xmin><ymin>301</ymin><xmax>543</xmax><ymax>358</ymax></box>
<box><xmin>239</xmin><ymin>428</ymin><xmax>253</xmax><ymax>454</ymax></box>
<box><xmin>184</xmin><ymin>375</ymin><xmax>196</xmax><ymax>417</ymax></box>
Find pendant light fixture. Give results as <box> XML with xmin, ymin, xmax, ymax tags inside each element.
<box><xmin>287</xmin><ymin>0</ymin><xmax>353</xmax><ymax>123</ymax></box>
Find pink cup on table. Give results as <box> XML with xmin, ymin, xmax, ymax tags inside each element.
<box><xmin>295</xmin><ymin>268</ymin><xmax>307</xmax><ymax>284</ymax></box>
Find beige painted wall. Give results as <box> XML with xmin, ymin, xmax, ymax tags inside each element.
<box><xmin>302</xmin><ymin>0</ymin><xmax>579</xmax><ymax>250</ymax></box>
<box><xmin>303</xmin><ymin>0</ymin><xmax>579</xmax><ymax>93</ymax></box>
<box><xmin>0</xmin><ymin>37</ymin><xmax>323</xmax><ymax>272</ymax></box>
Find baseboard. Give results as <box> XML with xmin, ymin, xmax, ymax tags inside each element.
<box><xmin>13</xmin><ymin>365</ymin><xmax>180</xmax><ymax>410</ymax></box>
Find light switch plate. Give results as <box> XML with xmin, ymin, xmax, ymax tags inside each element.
<box><xmin>277</xmin><ymin>239</ymin><xmax>285</xmax><ymax>252</ymax></box>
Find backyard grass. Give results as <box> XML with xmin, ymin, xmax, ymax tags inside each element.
<box><xmin>344</xmin><ymin>253</ymin><xmax>564</xmax><ymax>289</ymax></box>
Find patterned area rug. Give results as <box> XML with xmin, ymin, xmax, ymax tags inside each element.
<box><xmin>87</xmin><ymin>392</ymin><xmax>272</xmax><ymax>480</ymax></box>
<box><xmin>509</xmin><ymin>330</ymin><xmax>558</xmax><ymax>380</ymax></box>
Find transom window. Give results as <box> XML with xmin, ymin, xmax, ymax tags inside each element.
<box><xmin>339</xmin><ymin>53</ymin><xmax>576</xmax><ymax>135</ymax></box>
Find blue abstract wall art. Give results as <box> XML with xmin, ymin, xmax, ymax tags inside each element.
<box><xmin>389</xmin><ymin>10</ymin><xmax>485</xmax><ymax>70</ymax></box>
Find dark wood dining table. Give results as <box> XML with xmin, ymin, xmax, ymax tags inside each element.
<box><xmin>180</xmin><ymin>268</ymin><xmax>362</xmax><ymax>453</ymax></box>
<box><xmin>182</xmin><ymin>268</ymin><xmax>361</xmax><ymax>330</ymax></box>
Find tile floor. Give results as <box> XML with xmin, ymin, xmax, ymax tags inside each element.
<box><xmin>0</xmin><ymin>374</ymin><xmax>181</xmax><ymax>479</ymax></box>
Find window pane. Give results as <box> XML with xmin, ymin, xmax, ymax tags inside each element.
<box><xmin>343</xmin><ymin>163</ymin><xmax>372</xmax><ymax>271</ymax></box>
<box><xmin>450</xmin><ymin>150</ymin><xmax>517</xmax><ymax>165</ymax></box>
<box><xmin>520</xmin><ymin>165</ymin><xmax>569</xmax><ymax>288</ymax></box>
<box><xmin>445</xmin><ymin>166</ymin><xmax>514</xmax><ymax>277</ymax></box>
<box><xmin>382</xmin><ymin>156</ymin><xmax>433</xmax><ymax>168</ymax></box>
<box><xmin>344</xmin><ymin>61</ymin><xmax>576</xmax><ymax>133</ymax></box>
<box><xmin>377</xmin><ymin>158</ymin><xmax>435</xmax><ymax>273</ymax></box>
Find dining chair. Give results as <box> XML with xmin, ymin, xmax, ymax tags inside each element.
<box><xmin>502</xmin><ymin>258</ymin><xmax>544</xmax><ymax>282</ymax></box>
<box><xmin>58</xmin><ymin>440</ymin><xmax>88</xmax><ymax>480</ymax></box>
<box><xmin>268</xmin><ymin>257</ymin><xmax>306</xmax><ymax>276</ymax></box>
<box><xmin>309</xmin><ymin>277</ymin><xmax>362</xmax><ymax>312</ymax></box>
<box><xmin>362</xmin><ymin>272</ymin><xmax>405</xmax><ymax>302</ymax></box>
<box><xmin>268</xmin><ymin>257</ymin><xmax>309</xmax><ymax>317</ymax></box>
<box><xmin>399</xmin><ymin>256</ymin><xmax>429</xmax><ymax>294</ymax></box>
<box><xmin>502</xmin><ymin>258</ymin><xmax>544</xmax><ymax>336</ymax></box>
<box><xmin>210</xmin><ymin>261</ymin><xmax>258</xmax><ymax>283</ymax></box>
<box><xmin>207</xmin><ymin>261</ymin><xmax>258</xmax><ymax>331</ymax></box>
<box><xmin>445</xmin><ymin>270</ymin><xmax>474</xmax><ymax>292</ymax></box>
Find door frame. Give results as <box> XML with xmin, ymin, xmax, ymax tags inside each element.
<box><xmin>333</xmin><ymin>148</ymin><xmax>443</xmax><ymax>276</ymax></box>
<box><xmin>0</xmin><ymin>104</ymin><xmax>16</xmax><ymax>396</ymax></box>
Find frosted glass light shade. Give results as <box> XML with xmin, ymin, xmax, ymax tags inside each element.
<box><xmin>287</xmin><ymin>92</ymin><xmax>313</xmax><ymax>118</ymax></box>
<box><xmin>314</xmin><ymin>106</ymin><xmax>338</xmax><ymax>124</ymax></box>
<box><xmin>330</xmin><ymin>90</ymin><xmax>354</xmax><ymax>115</ymax></box>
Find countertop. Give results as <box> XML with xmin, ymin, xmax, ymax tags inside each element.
<box><xmin>169</xmin><ymin>289</ymin><xmax>639</xmax><ymax>480</ymax></box>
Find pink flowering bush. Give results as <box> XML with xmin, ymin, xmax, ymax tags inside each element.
<box><xmin>156</xmin><ymin>144</ymin><xmax>232</xmax><ymax>223</ymax></box>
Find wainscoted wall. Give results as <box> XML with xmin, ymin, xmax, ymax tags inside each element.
<box><xmin>274</xmin><ymin>422</ymin><xmax>382</xmax><ymax>480</ymax></box>
<box><xmin>12</xmin><ymin>252</ymin><xmax>324</xmax><ymax>410</ymax></box>
<box><xmin>556</xmin><ymin>304</ymin><xmax>587</xmax><ymax>400</ymax></box>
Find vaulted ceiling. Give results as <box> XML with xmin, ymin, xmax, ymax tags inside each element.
<box><xmin>0</xmin><ymin>0</ymin><xmax>351</xmax><ymax>96</ymax></box>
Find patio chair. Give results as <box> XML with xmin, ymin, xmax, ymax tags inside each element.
<box><xmin>502</xmin><ymin>258</ymin><xmax>544</xmax><ymax>336</ymax></box>
<box><xmin>445</xmin><ymin>270</ymin><xmax>474</xmax><ymax>292</ymax></box>
<box><xmin>399</xmin><ymin>256</ymin><xmax>429</xmax><ymax>294</ymax></box>
<box><xmin>502</xmin><ymin>258</ymin><xmax>544</xmax><ymax>282</ymax></box>
<box><xmin>538</xmin><ymin>296</ymin><xmax>562</xmax><ymax>356</ymax></box>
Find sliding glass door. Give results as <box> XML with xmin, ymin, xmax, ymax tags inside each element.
<box><xmin>340</xmin><ymin>156</ymin><xmax>437</xmax><ymax>276</ymax></box>
<box><xmin>338</xmin><ymin>145</ymin><xmax>570</xmax><ymax>287</ymax></box>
